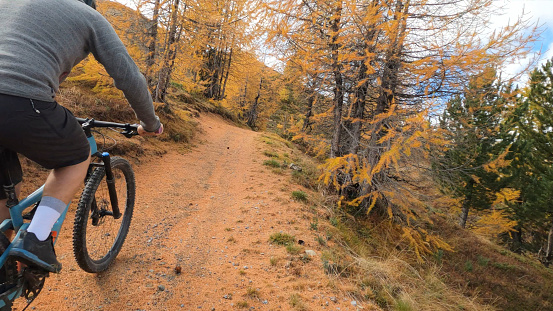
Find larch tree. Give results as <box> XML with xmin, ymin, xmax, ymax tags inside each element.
<box><xmin>183</xmin><ymin>0</ymin><xmax>261</xmax><ymax>100</ymax></box>
<box><xmin>155</xmin><ymin>0</ymin><xmax>184</xmax><ymax>102</ymax></box>
<box><xmin>264</xmin><ymin>0</ymin><xmax>538</xmax><ymax>257</ymax></box>
<box><xmin>143</xmin><ymin>0</ymin><xmax>164</xmax><ymax>88</ymax></box>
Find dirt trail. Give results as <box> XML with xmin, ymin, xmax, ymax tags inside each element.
<box><xmin>14</xmin><ymin>114</ymin><xmax>365</xmax><ymax>311</ymax></box>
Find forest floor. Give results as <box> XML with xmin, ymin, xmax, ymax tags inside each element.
<box><xmin>13</xmin><ymin>113</ymin><xmax>373</xmax><ymax>311</ymax></box>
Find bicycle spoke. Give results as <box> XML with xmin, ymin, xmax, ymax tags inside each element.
<box><xmin>85</xmin><ymin>167</ymin><xmax>128</xmax><ymax>261</ymax></box>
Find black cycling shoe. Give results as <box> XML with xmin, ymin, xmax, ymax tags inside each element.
<box><xmin>8</xmin><ymin>230</ymin><xmax>61</xmax><ymax>273</ymax></box>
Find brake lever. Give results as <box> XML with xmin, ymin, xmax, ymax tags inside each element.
<box><xmin>121</xmin><ymin>123</ymin><xmax>139</xmax><ymax>138</ymax></box>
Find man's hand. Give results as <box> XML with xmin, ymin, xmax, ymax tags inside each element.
<box><xmin>137</xmin><ymin>123</ymin><xmax>164</xmax><ymax>137</ymax></box>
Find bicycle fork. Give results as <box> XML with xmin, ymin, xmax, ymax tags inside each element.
<box><xmin>99</xmin><ymin>153</ymin><xmax>121</xmax><ymax>219</ymax></box>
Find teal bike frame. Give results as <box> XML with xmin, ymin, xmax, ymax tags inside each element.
<box><xmin>0</xmin><ymin>118</ymin><xmax>138</xmax><ymax>307</ymax></box>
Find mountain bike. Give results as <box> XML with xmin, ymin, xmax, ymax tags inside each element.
<box><xmin>0</xmin><ymin>118</ymin><xmax>139</xmax><ymax>310</ymax></box>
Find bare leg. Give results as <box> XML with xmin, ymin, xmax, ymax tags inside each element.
<box><xmin>42</xmin><ymin>155</ymin><xmax>91</xmax><ymax>205</ymax></box>
<box><xmin>26</xmin><ymin>155</ymin><xmax>91</xmax><ymax>241</ymax></box>
<box><xmin>0</xmin><ymin>155</ymin><xmax>91</xmax><ymax>222</ymax></box>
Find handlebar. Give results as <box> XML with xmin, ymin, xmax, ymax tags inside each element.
<box><xmin>76</xmin><ymin>118</ymin><xmax>139</xmax><ymax>138</ymax></box>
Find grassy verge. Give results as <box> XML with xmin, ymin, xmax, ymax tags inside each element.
<box><xmin>260</xmin><ymin>131</ymin><xmax>553</xmax><ymax>311</ymax></box>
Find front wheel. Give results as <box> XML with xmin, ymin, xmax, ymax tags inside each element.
<box><xmin>72</xmin><ymin>156</ymin><xmax>135</xmax><ymax>273</ymax></box>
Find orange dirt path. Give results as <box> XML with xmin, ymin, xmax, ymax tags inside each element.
<box><xmin>14</xmin><ymin>114</ymin><xmax>366</xmax><ymax>311</ymax></box>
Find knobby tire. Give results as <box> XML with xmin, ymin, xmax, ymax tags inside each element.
<box><xmin>72</xmin><ymin>157</ymin><xmax>135</xmax><ymax>273</ymax></box>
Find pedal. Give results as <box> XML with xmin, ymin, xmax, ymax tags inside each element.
<box><xmin>21</xmin><ymin>267</ymin><xmax>48</xmax><ymax>303</ymax></box>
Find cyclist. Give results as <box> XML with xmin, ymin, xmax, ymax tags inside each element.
<box><xmin>0</xmin><ymin>0</ymin><xmax>163</xmax><ymax>273</ymax></box>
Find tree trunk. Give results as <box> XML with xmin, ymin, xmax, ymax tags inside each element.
<box><xmin>302</xmin><ymin>92</ymin><xmax>315</xmax><ymax>132</ymax></box>
<box><xmin>203</xmin><ymin>48</ymin><xmax>216</xmax><ymax>98</ymax></box>
<box><xmin>459</xmin><ymin>199</ymin><xmax>470</xmax><ymax>229</ymax></box>
<box><xmin>208</xmin><ymin>47</ymin><xmax>222</xmax><ymax>99</ymax></box>
<box><xmin>220</xmin><ymin>47</ymin><xmax>233</xmax><ymax>100</ymax></box>
<box><xmin>346</xmin><ymin>59</ymin><xmax>368</xmax><ymax>155</ymax></box>
<box><xmin>145</xmin><ymin>0</ymin><xmax>161</xmax><ymax>89</ymax></box>
<box><xmin>155</xmin><ymin>0</ymin><xmax>181</xmax><ymax>102</ymax></box>
<box><xmin>161</xmin><ymin>25</ymin><xmax>183</xmax><ymax>102</ymax></box>
<box><xmin>216</xmin><ymin>48</ymin><xmax>227</xmax><ymax>99</ymax></box>
<box><xmin>205</xmin><ymin>24</ymin><xmax>227</xmax><ymax>99</ymax></box>
<box><xmin>375</xmin><ymin>0</ymin><xmax>408</xmax><ymax>115</ymax></box>
<box><xmin>239</xmin><ymin>77</ymin><xmax>248</xmax><ymax>118</ymax></box>
<box><xmin>247</xmin><ymin>77</ymin><xmax>263</xmax><ymax>129</ymax></box>
<box><xmin>329</xmin><ymin>2</ymin><xmax>344</xmax><ymax>158</ymax></box>
<box><xmin>367</xmin><ymin>0</ymin><xmax>408</xmax><ymax>173</ymax></box>
<box><xmin>503</xmin><ymin>225</ymin><xmax>523</xmax><ymax>253</ymax></box>
<box><xmin>542</xmin><ymin>222</ymin><xmax>553</xmax><ymax>265</ymax></box>
<box><xmin>354</xmin><ymin>0</ymin><xmax>409</xmax><ymax>220</ymax></box>
<box><xmin>345</xmin><ymin>10</ymin><xmax>379</xmax><ymax>155</ymax></box>
<box><xmin>459</xmin><ymin>180</ymin><xmax>474</xmax><ymax>228</ymax></box>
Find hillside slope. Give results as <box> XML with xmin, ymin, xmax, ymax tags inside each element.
<box><xmin>14</xmin><ymin>114</ymin><xmax>369</xmax><ymax>311</ymax></box>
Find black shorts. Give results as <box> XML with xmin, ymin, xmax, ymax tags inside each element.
<box><xmin>0</xmin><ymin>93</ymin><xmax>90</xmax><ymax>198</ymax></box>
<box><xmin>0</xmin><ymin>148</ymin><xmax>22</xmax><ymax>191</ymax></box>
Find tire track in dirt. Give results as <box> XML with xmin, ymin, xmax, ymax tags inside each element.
<box><xmin>14</xmin><ymin>114</ymin><xmax>366</xmax><ymax>311</ymax></box>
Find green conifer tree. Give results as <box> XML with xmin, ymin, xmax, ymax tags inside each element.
<box><xmin>434</xmin><ymin>67</ymin><xmax>510</xmax><ymax>228</ymax></box>
<box><xmin>503</xmin><ymin>59</ymin><xmax>553</xmax><ymax>264</ymax></box>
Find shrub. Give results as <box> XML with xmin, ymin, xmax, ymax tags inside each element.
<box><xmin>396</xmin><ymin>299</ymin><xmax>413</xmax><ymax>311</ymax></box>
<box><xmin>492</xmin><ymin>262</ymin><xmax>517</xmax><ymax>271</ymax></box>
<box><xmin>263</xmin><ymin>151</ymin><xmax>279</xmax><ymax>158</ymax></box>
<box><xmin>269</xmin><ymin>232</ymin><xmax>295</xmax><ymax>246</ymax></box>
<box><xmin>477</xmin><ymin>255</ymin><xmax>490</xmax><ymax>267</ymax></box>
<box><xmin>286</xmin><ymin>244</ymin><xmax>301</xmax><ymax>254</ymax></box>
<box><xmin>310</xmin><ymin>218</ymin><xmax>319</xmax><ymax>231</ymax></box>
<box><xmin>236</xmin><ymin>301</ymin><xmax>249</xmax><ymax>308</ymax></box>
<box><xmin>292</xmin><ymin>191</ymin><xmax>308</xmax><ymax>202</ymax></box>
<box><xmin>434</xmin><ymin>249</ymin><xmax>444</xmax><ymax>264</ymax></box>
<box><xmin>246</xmin><ymin>287</ymin><xmax>260</xmax><ymax>298</ymax></box>
<box><xmin>316</xmin><ymin>235</ymin><xmax>327</xmax><ymax>246</ymax></box>
<box><xmin>289</xmin><ymin>294</ymin><xmax>307</xmax><ymax>310</ymax></box>
<box><xmin>464</xmin><ymin>260</ymin><xmax>473</xmax><ymax>272</ymax></box>
<box><xmin>264</xmin><ymin>159</ymin><xmax>280</xmax><ymax>168</ymax></box>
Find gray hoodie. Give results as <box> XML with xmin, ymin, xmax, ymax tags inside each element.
<box><xmin>0</xmin><ymin>0</ymin><xmax>160</xmax><ymax>131</ymax></box>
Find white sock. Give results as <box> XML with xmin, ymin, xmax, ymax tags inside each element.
<box><xmin>27</xmin><ymin>206</ymin><xmax>62</xmax><ymax>241</ymax></box>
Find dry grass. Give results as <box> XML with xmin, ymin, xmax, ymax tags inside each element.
<box><xmin>317</xmin><ymin>207</ymin><xmax>553</xmax><ymax>311</ymax></box>
<box><xmin>350</xmin><ymin>256</ymin><xmax>495</xmax><ymax>311</ymax></box>
<box><xmin>167</xmin><ymin>87</ymin><xmax>239</xmax><ymax>123</ymax></box>
<box><xmin>260</xmin><ymin>131</ymin><xmax>553</xmax><ymax>311</ymax></box>
<box><xmin>289</xmin><ymin>293</ymin><xmax>307</xmax><ymax>310</ymax></box>
<box><xmin>246</xmin><ymin>287</ymin><xmax>260</xmax><ymax>298</ymax></box>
